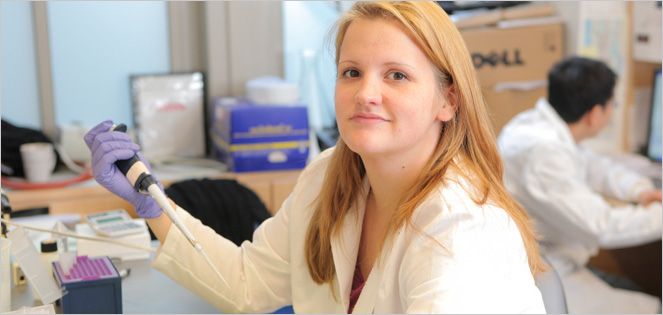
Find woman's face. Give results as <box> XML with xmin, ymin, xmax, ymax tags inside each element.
<box><xmin>335</xmin><ymin>18</ymin><xmax>454</xmax><ymax>159</ymax></box>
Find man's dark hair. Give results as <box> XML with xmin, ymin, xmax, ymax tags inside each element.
<box><xmin>547</xmin><ymin>56</ymin><xmax>617</xmax><ymax>123</ymax></box>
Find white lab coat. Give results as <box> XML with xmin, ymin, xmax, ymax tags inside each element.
<box><xmin>498</xmin><ymin>98</ymin><xmax>662</xmax><ymax>313</ymax></box>
<box><xmin>151</xmin><ymin>148</ymin><xmax>545</xmax><ymax>313</ymax></box>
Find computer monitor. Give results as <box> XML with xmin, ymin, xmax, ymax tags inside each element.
<box><xmin>646</xmin><ymin>70</ymin><xmax>661</xmax><ymax>162</ymax></box>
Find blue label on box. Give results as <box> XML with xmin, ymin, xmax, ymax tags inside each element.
<box><xmin>211</xmin><ymin>100</ymin><xmax>309</xmax><ymax>172</ymax></box>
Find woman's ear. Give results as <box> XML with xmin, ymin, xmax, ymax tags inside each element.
<box><xmin>436</xmin><ymin>84</ymin><xmax>458</xmax><ymax>122</ymax></box>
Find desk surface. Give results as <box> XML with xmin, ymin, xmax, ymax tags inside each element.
<box><xmin>10</xmin><ymin>242</ymin><xmax>219</xmax><ymax>314</ymax></box>
<box><xmin>6</xmin><ymin>161</ymin><xmax>301</xmax><ymax>216</ymax></box>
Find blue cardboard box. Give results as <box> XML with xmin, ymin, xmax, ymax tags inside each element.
<box><xmin>211</xmin><ymin>99</ymin><xmax>309</xmax><ymax>172</ymax></box>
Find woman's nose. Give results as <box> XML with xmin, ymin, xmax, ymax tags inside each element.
<box><xmin>354</xmin><ymin>77</ymin><xmax>382</xmax><ymax>106</ymax></box>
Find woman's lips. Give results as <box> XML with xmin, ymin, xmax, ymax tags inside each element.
<box><xmin>350</xmin><ymin>112</ymin><xmax>389</xmax><ymax>123</ymax></box>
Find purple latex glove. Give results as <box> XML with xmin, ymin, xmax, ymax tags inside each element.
<box><xmin>84</xmin><ymin>120</ymin><xmax>163</xmax><ymax>218</ymax></box>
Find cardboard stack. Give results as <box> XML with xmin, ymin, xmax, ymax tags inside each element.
<box><xmin>456</xmin><ymin>4</ymin><xmax>564</xmax><ymax>132</ymax></box>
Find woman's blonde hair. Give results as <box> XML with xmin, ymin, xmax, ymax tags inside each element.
<box><xmin>305</xmin><ymin>1</ymin><xmax>544</xmax><ymax>286</ymax></box>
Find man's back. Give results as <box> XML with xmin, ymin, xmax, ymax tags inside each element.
<box><xmin>498</xmin><ymin>98</ymin><xmax>600</xmax><ymax>274</ymax></box>
<box><xmin>499</xmin><ymin>56</ymin><xmax>662</xmax><ymax>314</ymax></box>
<box><xmin>499</xmin><ymin>97</ymin><xmax>662</xmax><ymax>275</ymax></box>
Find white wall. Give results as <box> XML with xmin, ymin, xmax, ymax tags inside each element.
<box><xmin>48</xmin><ymin>1</ymin><xmax>170</xmax><ymax>128</ymax></box>
<box><xmin>1</xmin><ymin>2</ymin><xmax>41</xmax><ymax>129</ymax></box>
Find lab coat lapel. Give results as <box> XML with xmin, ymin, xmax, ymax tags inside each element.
<box><xmin>351</xmin><ymin>256</ymin><xmax>383</xmax><ymax>314</ymax></box>
<box><xmin>330</xmin><ymin>177</ymin><xmax>369</xmax><ymax>310</ymax></box>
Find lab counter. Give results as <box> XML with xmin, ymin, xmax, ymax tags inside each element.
<box><xmin>6</xmin><ymin>161</ymin><xmax>301</xmax><ymax>313</ymax></box>
<box><xmin>9</xmin><ymin>241</ymin><xmax>219</xmax><ymax>314</ymax></box>
<box><xmin>6</xmin><ymin>161</ymin><xmax>301</xmax><ymax>217</ymax></box>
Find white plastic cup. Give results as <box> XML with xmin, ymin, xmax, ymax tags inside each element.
<box><xmin>20</xmin><ymin>142</ymin><xmax>56</xmax><ymax>182</ymax></box>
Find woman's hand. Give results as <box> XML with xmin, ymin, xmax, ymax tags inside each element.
<box><xmin>84</xmin><ymin>120</ymin><xmax>163</xmax><ymax>218</ymax></box>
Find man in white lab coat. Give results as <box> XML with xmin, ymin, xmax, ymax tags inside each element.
<box><xmin>498</xmin><ymin>56</ymin><xmax>662</xmax><ymax>314</ymax></box>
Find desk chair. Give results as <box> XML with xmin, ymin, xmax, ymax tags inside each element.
<box><xmin>165</xmin><ymin>178</ymin><xmax>271</xmax><ymax>245</ymax></box>
<box><xmin>535</xmin><ymin>256</ymin><xmax>568</xmax><ymax>314</ymax></box>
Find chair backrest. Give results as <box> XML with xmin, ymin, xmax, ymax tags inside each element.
<box><xmin>535</xmin><ymin>256</ymin><xmax>568</xmax><ymax>314</ymax></box>
<box><xmin>165</xmin><ymin>178</ymin><xmax>271</xmax><ymax>245</ymax></box>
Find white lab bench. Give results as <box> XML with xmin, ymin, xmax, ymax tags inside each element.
<box><xmin>9</xmin><ymin>241</ymin><xmax>219</xmax><ymax>314</ymax></box>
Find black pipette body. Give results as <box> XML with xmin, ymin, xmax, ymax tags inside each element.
<box><xmin>110</xmin><ymin>124</ymin><xmax>158</xmax><ymax>194</ymax></box>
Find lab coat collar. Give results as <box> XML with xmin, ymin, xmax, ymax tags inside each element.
<box><xmin>351</xmin><ymin>256</ymin><xmax>384</xmax><ymax>314</ymax></box>
<box><xmin>535</xmin><ymin>98</ymin><xmax>578</xmax><ymax>152</ymax></box>
<box><xmin>331</xmin><ymin>175</ymin><xmax>370</xmax><ymax>311</ymax></box>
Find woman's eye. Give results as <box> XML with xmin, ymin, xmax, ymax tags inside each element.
<box><xmin>388</xmin><ymin>71</ymin><xmax>407</xmax><ymax>81</ymax></box>
<box><xmin>342</xmin><ymin>69</ymin><xmax>360</xmax><ymax>78</ymax></box>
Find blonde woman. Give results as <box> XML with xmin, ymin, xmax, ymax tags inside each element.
<box><xmin>85</xmin><ymin>2</ymin><xmax>545</xmax><ymax>313</ymax></box>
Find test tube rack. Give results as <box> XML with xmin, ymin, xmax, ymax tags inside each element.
<box><xmin>52</xmin><ymin>255</ymin><xmax>122</xmax><ymax>314</ymax></box>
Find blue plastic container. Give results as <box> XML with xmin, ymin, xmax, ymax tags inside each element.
<box><xmin>211</xmin><ymin>99</ymin><xmax>309</xmax><ymax>172</ymax></box>
<box><xmin>53</xmin><ymin>256</ymin><xmax>122</xmax><ymax>314</ymax></box>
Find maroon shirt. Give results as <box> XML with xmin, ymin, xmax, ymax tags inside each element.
<box><xmin>348</xmin><ymin>263</ymin><xmax>367</xmax><ymax>313</ymax></box>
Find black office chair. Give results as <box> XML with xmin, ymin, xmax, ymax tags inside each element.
<box><xmin>535</xmin><ymin>256</ymin><xmax>568</xmax><ymax>314</ymax></box>
<box><xmin>165</xmin><ymin>178</ymin><xmax>271</xmax><ymax>246</ymax></box>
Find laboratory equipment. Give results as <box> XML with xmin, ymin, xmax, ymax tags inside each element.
<box><xmin>130</xmin><ymin>72</ymin><xmax>206</xmax><ymax>160</ymax></box>
<box><xmin>76</xmin><ymin>219</ymin><xmax>151</xmax><ymax>261</ymax></box>
<box><xmin>7</xmin><ymin>227</ymin><xmax>63</xmax><ymax>305</ymax></box>
<box><xmin>1</xmin><ymin>238</ymin><xmax>11</xmax><ymax>312</ymax></box>
<box><xmin>646</xmin><ymin>70</ymin><xmax>661</xmax><ymax>161</ymax></box>
<box><xmin>4</xmin><ymin>304</ymin><xmax>56</xmax><ymax>314</ymax></box>
<box><xmin>1</xmin><ymin>218</ymin><xmax>154</xmax><ymax>254</ymax></box>
<box><xmin>210</xmin><ymin>99</ymin><xmax>309</xmax><ymax>172</ymax></box>
<box><xmin>298</xmin><ymin>49</ymin><xmax>326</xmax><ymax>130</ymax></box>
<box><xmin>38</xmin><ymin>239</ymin><xmax>59</xmax><ymax>278</ymax></box>
<box><xmin>111</xmin><ymin>123</ymin><xmax>229</xmax><ymax>287</ymax></box>
<box><xmin>2</xmin><ymin>188</ymin><xmax>11</xmax><ymax>237</ymax></box>
<box><xmin>52</xmin><ymin>221</ymin><xmax>70</xmax><ymax>252</ymax></box>
<box><xmin>40</xmin><ymin>239</ymin><xmax>59</xmax><ymax>265</ymax></box>
<box><xmin>32</xmin><ymin>239</ymin><xmax>60</xmax><ymax>302</ymax></box>
<box><xmin>86</xmin><ymin>209</ymin><xmax>144</xmax><ymax>237</ymax></box>
<box><xmin>298</xmin><ymin>49</ymin><xmax>327</xmax><ymax>161</ymax></box>
<box><xmin>58</xmin><ymin>252</ymin><xmax>76</xmax><ymax>276</ymax></box>
<box><xmin>1</xmin><ymin>190</ymin><xmax>10</xmax><ymax>312</ymax></box>
<box><xmin>246</xmin><ymin>76</ymin><xmax>299</xmax><ymax>105</ymax></box>
<box><xmin>53</xmin><ymin>255</ymin><xmax>122</xmax><ymax>314</ymax></box>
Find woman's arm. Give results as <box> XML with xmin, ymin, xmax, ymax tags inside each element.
<box><xmin>145</xmin><ymin>199</ymin><xmax>175</xmax><ymax>242</ymax></box>
<box><xmin>150</xmin><ymin>196</ymin><xmax>294</xmax><ymax>313</ymax></box>
<box><xmin>525</xmin><ymin>145</ymin><xmax>662</xmax><ymax>249</ymax></box>
<box><xmin>581</xmin><ymin>148</ymin><xmax>657</xmax><ymax>203</ymax></box>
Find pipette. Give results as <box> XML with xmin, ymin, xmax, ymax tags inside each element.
<box><xmin>110</xmin><ymin>124</ymin><xmax>228</xmax><ymax>288</ymax></box>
